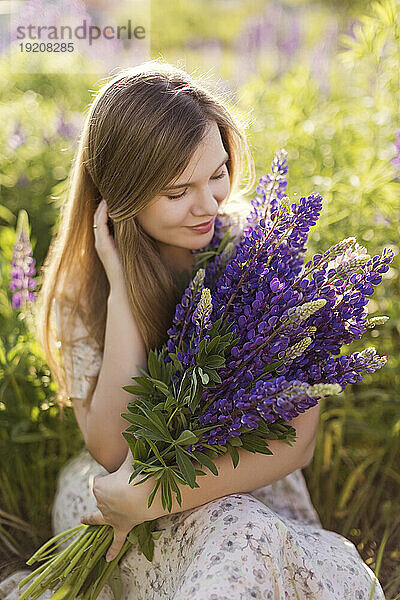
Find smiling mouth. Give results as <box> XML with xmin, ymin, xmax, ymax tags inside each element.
<box><xmin>188</xmin><ymin>217</ymin><xmax>214</xmax><ymax>228</ymax></box>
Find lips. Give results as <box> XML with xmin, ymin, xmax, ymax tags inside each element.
<box><xmin>188</xmin><ymin>217</ymin><xmax>214</xmax><ymax>228</ymax></box>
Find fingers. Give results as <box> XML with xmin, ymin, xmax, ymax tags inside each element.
<box><xmin>106</xmin><ymin>530</ymin><xmax>128</xmax><ymax>563</ymax></box>
<box><xmin>80</xmin><ymin>510</ymin><xmax>127</xmax><ymax>563</ymax></box>
<box><xmin>80</xmin><ymin>510</ymin><xmax>107</xmax><ymax>526</ymax></box>
<box><xmin>94</xmin><ymin>198</ymin><xmax>108</xmax><ymax>228</ymax></box>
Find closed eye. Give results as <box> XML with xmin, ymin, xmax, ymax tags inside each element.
<box><xmin>167</xmin><ymin>170</ymin><xmax>227</xmax><ymax>200</ymax></box>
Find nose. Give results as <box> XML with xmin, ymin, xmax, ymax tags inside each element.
<box><xmin>192</xmin><ymin>186</ymin><xmax>221</xmax><ymax>217</ymax></box>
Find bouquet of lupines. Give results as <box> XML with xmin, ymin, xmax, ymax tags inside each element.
<box><xmin>19</xmin><ymin>149</ymin><xmax>393</xmax><ymax>599</ymax></box>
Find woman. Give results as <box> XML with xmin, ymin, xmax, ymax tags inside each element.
<box><xmin>0</xmin><ymin>61</ymin><xmax>385</xmax><ymax>599</ymax></box>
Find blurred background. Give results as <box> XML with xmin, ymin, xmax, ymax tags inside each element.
<box><xmin>0</xmin><ymin>0</ymin><xmax>399</xmax><ymax>595</ymax></box>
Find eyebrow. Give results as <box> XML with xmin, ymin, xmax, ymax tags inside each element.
<box><xmin>162</xmin><ymin>153</ymin><xmax>229</xmax><ymax>191</ymax></box>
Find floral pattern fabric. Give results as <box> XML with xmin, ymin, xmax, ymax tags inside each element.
<box><xmin>0</xmin><ymin>448</ymin><xmax>385</xmax><ymax>599</ymax></box>
<box><xmin>51</xmin><ymin>451</ymin><xmax>386</xmax><ymax>599</ymax></box>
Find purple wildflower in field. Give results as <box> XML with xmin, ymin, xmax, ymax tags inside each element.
<box><xmin>56</xmin><ymin>109</ymin><xmax>81</xmax><ymax>140</ymax></box>
<box><xmin>10</xmin><ymin>218</ymin><xmax>37</xmax><ymax>309</ymax></box>
<box><xmin>8</xmin><ymin>120</ymin><xmax>26</xmax><ymax>151</ymax></box>
<box><xmin>17</xmin><ymin>174</ymin><xmax>30</xmax><ymax>187</ymax></box>
<box><xmin>165</xmin><ymin>149</ymin><xmax>393</xmax><ymax>451</ymax></box>
<box><xmin>391</xmin><ymin>130</ymin><xmax>400</xmax><ymax>177</ymax></box>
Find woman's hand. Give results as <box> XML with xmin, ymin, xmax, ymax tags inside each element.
<box><xmin>93</xmin><ymin>199</ymin><xmax>124</xmax><ymax>288</ymax></box>
<box><xmin>80</xmin><ymin>449</ymin><xmax>156</xmax><ymax>562</ymax></box>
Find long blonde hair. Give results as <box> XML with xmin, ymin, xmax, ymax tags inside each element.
<box><xmin>34</xmin><ymin>59</ymin><xmax>256</xmax><ymax>409</ymax></box>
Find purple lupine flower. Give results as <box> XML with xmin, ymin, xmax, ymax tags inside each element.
<box><xmin>192</xmin><ymin>288</ymin><xmax>213</xmax><ymax>341</ymax></box>
<box><xmin>277</xmin><ymin>11</ymin><xmax>301</xmax><ymax>60</ymax></box>
<box><xmin>10</xmin><ymin>211</ymin><xmax>37</xmax><ymax>310</ymax></box>
<box><xmin>160</xmin><ymin>148</ymin><xmax>393</xmax><ymax>451</ymax></box>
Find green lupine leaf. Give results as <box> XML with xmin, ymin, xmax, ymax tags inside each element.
<box><xmin>146</xmin><ymin>439</ymin><xmax>168</xmax><ymax>467</ymax></box>
<box><xmin>140</xmin><ymin>535</ymin><xmax>154</xmax><ymax>562</ymax></box>
<box><xmin>127</xmin><ymin>529</ymin><xmax>138</xmax><ymax>544</ymax></box>
<box><xmin>218</xmin><ymin>227</ymin><xmax>236</xmax><ymax>251</ymax></box>
<box><xmin>125</xmin><ymin>375</ymin><xmax>173</xmax><ymax>401</ymax></box>
<box><xmin>175</xmin><ymin>446</ymin><xmax>196</xmax><ymax>487</ymax></box>
<box><xmin>204</xmin><ymin>335</ymin><xmax>221</xmax><ymax>355</ymax></box>
<box><xmin>124</xmin><ymin>410</ymin><xmax>172</xmax><ymax>441</ymax></box>
<box><xmin>165</xmin><ymin>396</ymin><xmax>176</xmax><ymax>411</ymax></box>
<box><xmin>198</xmin><ymin>445</ymin><xmax>222</xmax><ymax>459</ymax></box>
<box><xmin>193</xmin><ymin>470</ymin><xmax>205</xmax><ymax>480</ymax></box>
<box><xmin>177</xmin><ymin>369</ymin><xmax>192</xmax><ymax>403</ymax></box>
<box><xmin>122</xmin><ymin>433</ymin><xmax>138</xmax><ymax>459</ymax></box>
<box><xmin>198</xmin><ymin>337</ymin><xmax>207</xmax><ymax>356</ymax></box>
<box><xmin>0</xmin><ymin>340</ymin><xmax>6</xmax><ymax>365</ymax></box>
<box><xmin>147</xmin><ymin>378</ymin><xmax>174</xmax><ymax>398</ymax></box>
<box><xmin>130</xmin><ymin>523</ymin><xmax>155</xmax><ymax>562</ymax></box>
<box><xmin>191</xmin><ymin>369</ymin><xmax>198</xmax><ymax>399</ymax></box>
<box><xmin>129</xmin><ymin>471</ymin><xmax>155</xmax><ymax>485</ymax></box>
<box><xmin>197</xmin><ymin>367</ymin><xmax>209</xmax><ymax>384</ymax></box>
<box><xmin>133</xmin><ymin>438</ymin><xmax>148</xmax><ymax>462</ymax></box>
<box><xmin>229</xmin><ymin>436</ymin><xmax>243</xmax><ymax>447</ymax></box>
<box><xmin>147</xmin><ymin>478</ymin><xmax>161</xmax><ymax>509</ymax></box>
<box><xmin>168</xmin><ymin>352</ymin><xmax>183</xmax><ymax>372</ymax></box>
<box><xmin>175</xmin><ymin>429</ymin><xmax>198</xmax><ymax>445</ymax></box>
<box><xmin>126</xmin><ymin>374</ymin><xmax>152</xmax><ymax>388</ymax></box>
<box><xmin>121</xmin><ymin>421</ymin><xmax>167</xmax><ymax>442</ymax></box>
<box><xmin>188</xmin><ymin>369</ymin><xmax>204</xmax><ymax>413</ymax></box>
<box><xmin>128</xmin><ymin>467</ymin><xmax>159</xmax><ymax>486</ymax></box>
<box><xmin>147</xmin><ymin>349</ymin><xmax>160</xmax><ymax>379</ymax></box>
<box><xmin>262</xmin><ymin>432</ymin><xmax>279</xmax><ymax>439</ymax></box>
<box><xmin>122</xmin><ymin>383</ymin><xmax>150</xmax><ymax>395</ymax></box>
<box><xmin>161</xmin><ymin>473</ymin><xmax>172</xmax><ymax>512</ymax></box>
<box><xmin>191</xmin><ymin>450</ymin><xmax>219</xmax><ymax>475</ymax></box>
<box><xmin>227</xmin><ymin>444</ymin><xmax>240</xmax><ymax>468</ymax></box>
<box><xmin>167</xmin><ymin>470</ymin><xmax>182</xmax><ymax>507</ymax></box>
<box><xmin>122</xmin><ymin>424</ymin><xmax>167</xmax><ymax>443</ymax></box>
<box><xmin>141</xmin><ymin>534</ymin><xmax>155</xmax><ymax>562</ymax></box>
<box><xmin>207</xmin><ymin>370</ymin><xmax>221</xmax><ymax>384</ymax></box>
<box><xmin>188</xmin><ymin>394</ymin><xmax>201</xmax><ymax>414</ymax></box>
<box><xmin>205</xmin><ymin>355</ymin><xmax>225</xmax><ymax>369</ymax></box>
<box><xmin>241</xmin><ymin>437</ymin><xmax>273</xmax><ymax>455</ymax></box>
<box><xmin>170</xmin><ymin>468</ymin><xmax>188</xmax><ymax>486</ymax></box>
<box><xmin>141</xmin><ymin>408</ymin><xmax>172</xmax><ymax>439</ymax></box>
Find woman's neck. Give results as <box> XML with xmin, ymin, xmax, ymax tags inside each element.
<box><xmin>159</xmin><ymin>244</ymin><xmax>196</xmax><ymax>278</ymax></box>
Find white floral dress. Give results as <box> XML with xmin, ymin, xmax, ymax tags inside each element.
<box><xmin>0</xmin><ymin>213</ymin><xmax>386</xmax><ymax>600</ymax></box>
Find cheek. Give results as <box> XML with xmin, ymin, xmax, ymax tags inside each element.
<box><xmin>218</xmin><ymin>176</ymin><xmax>230</xmax><ymax>199</ymax></box>
<box><xmin>151</xmin><ymin>203</ymin><xmax>187</xmax><ymax>234</ymax></box>
<box><xmin>162</xmin><ymin>204</ymin><xmax>186</xmax><ymax>223</ymax></box>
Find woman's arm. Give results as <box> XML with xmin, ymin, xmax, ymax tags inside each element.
<box><xmin>146</xmin><ymin>402</ymin><xmax>321</xmax><ymax>519</ymax></box>
<box><xmin>79</xmin><ymin>393</ymin><xmax>321</xmax><ymax>564</ymax></box>
<box><xmin>84</xmin><ymin>280</ymin><xmax>148</xmax><ymax>473</ymax></box>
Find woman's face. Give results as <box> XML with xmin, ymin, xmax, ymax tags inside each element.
<box><xmin>136</xmin><ymin>121</ymin><xmax>230</xmax><ymax>257</ymax></box>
